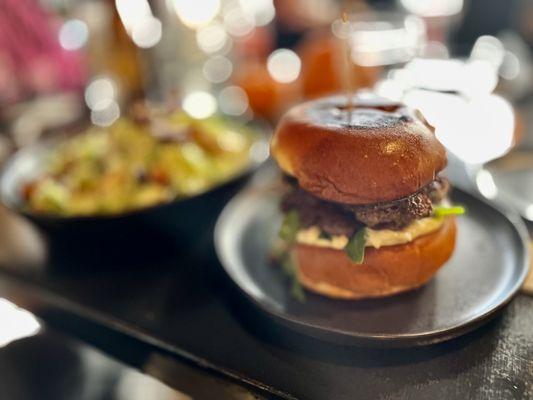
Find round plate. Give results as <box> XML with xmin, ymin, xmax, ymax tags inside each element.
<box><xmin>214</xmin><ymin>179</ymin><xmax>529</xmax><ymax>347</ymax></box>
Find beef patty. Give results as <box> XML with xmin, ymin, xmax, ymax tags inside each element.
<box><xmin>281</xmin><ymin>176</ymin><xmax>449</xmax><ymax>236</ymax></box>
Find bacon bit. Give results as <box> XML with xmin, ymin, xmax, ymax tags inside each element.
<box><xmin>150</xmin><ymin>119</ymin><xmax>192</xmax><ymax>143</ymax></box>
<box><xmin>130</xmin><ymin>101</ymin><xmax>151</xmax><ymax>125</ymax></box>
<box><xmin>22</xmin><ymin>182</ymin><xmax>37</xmax><ymax>200</ymax></box>
<box><xmin>150</xmin><ymin>168</ymin><xmax>170</xmax><ymax>185</ymax></box>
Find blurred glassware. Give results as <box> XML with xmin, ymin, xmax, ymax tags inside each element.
<box><xmin>376</xmin><ymin>55</ymin><xmax>519</xmax><ymax>166</ymax></box>
<box><xmin>232</xmin><ymin>57</ymin><xmax>300</xmax><ymax>121</ymax></box>
<box><xmin>397</xmin><ymin>0</ymin><xmax>464</xmax><ymax>44</ymax></box>
<box><xmin>373</xmin><ymin>33</ymin><xmax>533</xmax><ymax>221</ymax></box>
<box><xmin>332</xmin><ymin>11</ymin><xmax>427</xmax><ymax>67</ymax></box>
<box><xmin>296</xmin><ymin>11</ymin><xmax>425</xmax><ymax>100</ymax></box>
<box><xmin>495</xmin><ymin>31</ymin><xmax>533</xmax><ymax>100</ymax></box>
<box><xmin>274</xmin><ymin>0</ymin><xmax>340</xmax><ymax>33</ymax></box>
<box><xmin>297</xmin><ymin>29</ymin><xmax>380</xmax><ymax>99</ymax></box>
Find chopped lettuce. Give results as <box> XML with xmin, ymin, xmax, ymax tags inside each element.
<box><xmin>344</xmin><ymin>228</ymin><xmax>367</xmax><ymax>264</ymax></box>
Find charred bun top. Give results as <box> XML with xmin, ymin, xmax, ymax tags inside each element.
<box><xmin>271</xmin><ymin>93</ymin><xmax>447</xmax><ymax>205</ymax></box>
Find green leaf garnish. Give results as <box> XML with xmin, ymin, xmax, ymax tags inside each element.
<box><xmin>280</xmin><ymin>253</ymin><xmax>305</xmax><ymax>302</ymax></box>
<box><xmin>290</xmin><ymin>280</ymin><xmax>306</xmax><ymax>303</ymax></box>
<box><xmin>344</xmin><ymin>228</ymin><xmax>367</xmax><ymax>264</ymax></box>
<box><xmin>280</xmin><ymin>253</ymin><xmax>295</xmax><ymax>276</ymax></box>
<box><xmin>275</xmin><ymin>210</ymin><xmax>306</xmax><ymax>301</ymax></box>
<box><xmin>270</xmin><ymin>240</ymin><xmax>288</xmax><ymax>261</ymax></box>
<box><xmin>279</xmin><ymin>210</ymin><xmax>300</xmax><ymax>244</ymax></box>
<box><xmin>433</xmin><ymin>205</ymin><xmax>466</xmax><ymax>217</ymax></box>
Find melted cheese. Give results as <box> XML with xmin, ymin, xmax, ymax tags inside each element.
<box><xmin>296</xmin><ymin>216</ymin><xmax>445</xmax><ymax>250</ymax></box>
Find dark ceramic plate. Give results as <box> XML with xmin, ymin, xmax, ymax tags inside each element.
<box><xmin>215</xmin><ymin>179</ymin><xmax>529</xmax><ymax>347</ymax></box>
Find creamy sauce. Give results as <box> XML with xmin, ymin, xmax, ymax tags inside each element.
<box><xmin>296</xmin><ymin>216</ymin><xmax>445</xmax><ymax>249</ymax></box>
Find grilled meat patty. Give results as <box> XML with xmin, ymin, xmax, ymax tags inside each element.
<box><xmin>281</xmin><ymin>176</ymin><xmax>450</xmax><ymax>236</ymax></box>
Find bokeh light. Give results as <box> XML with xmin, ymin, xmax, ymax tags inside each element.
<box><xmin>131</xmin><ymin>15</ymin><xmax>162</xmax><ymax>48</ymax></box>
<box><xmin>223</xmin><ymin>6</ymin><xmax>255</xmax><ymax>37</ymax></box>
<box><xmin>196</xmin><ymin>23</ymin><xmax>229</xmax><ymax>54</ymax></box>
<box><xmin>203</xmin><ymin>56</ymin><xmax>233</xmax><ymax>83</ymax></box>
<box><xmin>500</xmin><ymin>51</ymin><xmax>521</xmax><ymax>80</ymax></box>
<box><xmin>85</xmin><ymin>77</ymin><xmax>117</xmax><ymax>110</ymax></box>
<box><xmin>267</xmin><ymin>49</ymin><xmax>301</xmax><ymax>83</ymax></box>
<box><xmin>58</xmin><ymin>19</ymin><xmax>89</xmax><ymax>51</ymax></box>
<box><xmin>238</xmin><ymin>0</ymin><xmax>275</xmax><ymax>26</ymax></box>
<box><xmin>183</xmin><ymin>91</ymin><xmax>217</xmax><ymax>119</ymax></box>
<box><xmin>218</xmin><ymin>85</ymin><xmax>249</xmax><ymax>116</ymax></box>
<box><xmin>115</xmin><ymin>0</ymin><xmax>152</xmax><ymax>33</ymax></box>
<box><xmin>0</xmin><ymin>299</ymin><xmax>40</xmax><ymax>348</ymax></box>
<box><xmin>116</xmin><ymin>0</ymin><xmax>161</xmax><ymax>48</ymax></box>
<box><xmin>400</xmin><ymin>0</ymin><xmax>463</xmax><ymax>17</ymax></box>
<box><xmin>173</xmin><ymin>0</ymin><xmax>220</xmax><ymax>29</ymax></box>
<box><xmin>91</xmin><ymin>101</ymin><xmax>121</xmax><ymax>127</ymax></box>
<box><xmin>470</xmin><ymin>36</ymin><xmax>505</xmax><ymax>69</ymax></box>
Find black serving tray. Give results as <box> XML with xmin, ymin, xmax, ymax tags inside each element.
<box><xmin>0</xmin><ymin>173</ymin><xmax>531</xmax><ymax>400</ymax></box>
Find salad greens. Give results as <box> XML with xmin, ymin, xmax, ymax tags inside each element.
<box><xmin>24</xmin><ymin>112</ymin><xmax>255</xmax><ymax>216</ymax></box>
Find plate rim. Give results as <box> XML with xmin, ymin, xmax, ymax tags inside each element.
<box><xmin>479</xmin><ymin>152</ymin><xmax>533</xmax><ymax>222</ymax></box>
<box><xmin>214</xmin><ymin>180</ymin><xmax>530</xmax><ymax>346</ymax></box>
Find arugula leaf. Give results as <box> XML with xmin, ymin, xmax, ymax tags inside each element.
<box><xmin>270</xmin><ymin>240</ymin><xmax>288</xmax><ymax>261</ymax></box>
<box><xmin>290</xmin><ymin>279</ymin><xmax>306</xmax><ymax>303</ymax></box>
<box><xmin>280</xmin><ymin>253</ymin><xmax>295</xmax><ymax>276</ymax></box>
<box><xmin>275</xmin><ymin>210</ymin><xmax>306</xmax><ymax>302</ymax></box>
<box><xmin>433</xmin><ymin>205</ymin><xmax>466</xmax><ymax>217</ymax></box>
<box><xmin>280</xmin><ymin>253</ymin><xmax>305</xmax><ymax>302</ymax></box>
<box><xmin>279</xmin><ymin>210</ymin><xmax>300</xmax><ymax>244</ymax></box>
<box><xmin>344</xmin><ymin>228</ymin><xmax>367</xmax><ymax>264</ymax></box>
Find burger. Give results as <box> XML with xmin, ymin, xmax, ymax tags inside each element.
<box><xmin>270</xmin><ymin>93</ymin><xmax>464</xmax><ymax>300</ymax></box>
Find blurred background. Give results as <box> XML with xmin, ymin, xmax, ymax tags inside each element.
<box><xmin>0</xmin><ymin>0</ymin><xmax>530</xmax><ymax>161</ymax></box>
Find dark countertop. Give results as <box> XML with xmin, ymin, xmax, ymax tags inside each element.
<box><xmin>0</xmin><ymin>205</ymin><xmax>530</xmax><ymax>400</ymax></box>
<box><xmin>0</xmin><ymin>310</ymin><xmax>267</xmax><ymax>400</ymax></box>
<box><xmin>0</xmin><ymin>292</ymin><xmax>530</xmax><ymax>400</ymax></box>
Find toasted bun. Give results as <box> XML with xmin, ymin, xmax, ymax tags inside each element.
<box><xmin>271</xmin><ymin>94</ymin><xmax>447</xmax><ymax>205</ymax></box>
<box><xmin>293</xmin><ymin>217</ymin><xmax>456</xmax><ymax>299</ymax></box>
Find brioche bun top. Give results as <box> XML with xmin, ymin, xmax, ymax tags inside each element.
<box><xmin>271</xmin><ymin>93</ymin><xmax>447</xmax><ymax>204</ymax></box>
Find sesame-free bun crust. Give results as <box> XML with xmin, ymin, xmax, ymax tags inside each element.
<box><xmin>293</xmin><ymin>217</ymin><xmax>456</xmax><ymax>299</ymax></box>
<box><xmin>271</xmin><ymin>94</ymin><xmax>447</xmax><ymax>205</ymax></box>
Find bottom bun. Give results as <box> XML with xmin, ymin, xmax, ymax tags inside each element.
<box><xmin>293</xmin><ymin>217</ymin><xmax>457</xmax><ymax>299</ymax></box>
